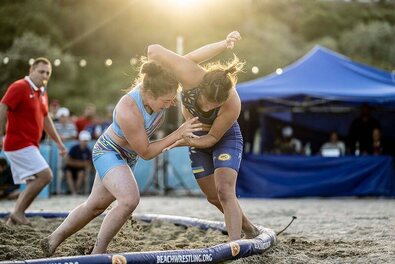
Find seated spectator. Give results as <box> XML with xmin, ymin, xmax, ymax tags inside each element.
<box><xmin>320</xmin><ymin>131</ymin><xmax>345</xmax><ymax>157</ymax></box>
<box><xmin>368</xmin><ymin>128</ymin><xmax>388</xmax><ymax>155</ymax></box>
<box><xmin>75</xmin><ymin>103</ymin><xmax>96</xmax><ymax>133</ymax></box>
<box><xmin>54</xmin><ymin>107</ymin><xmax>78</xmax><ymax>141</ymax></box>
<box><xmin>0</xmin><ymin>158</ymin><xmax>20</xmax><ymax>200</ymax></box>
<box><xmin>273</xmin><ymin>126</ymin><xmax>302</xmax><ymax>154</ymax></box>
<box><xmin>63</xmin><ymin>130</ymin><xmax>92</xmax><ymax>195</ymax></box>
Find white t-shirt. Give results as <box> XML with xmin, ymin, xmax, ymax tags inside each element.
<box><xmin>321</xmin><ymin>141</ymin><xmax>346</xmax><ymax>156</ymax></box>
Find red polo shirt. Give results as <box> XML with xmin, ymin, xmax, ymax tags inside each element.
<box><xmin>1</xmin><ymin>79</ymin><xmax>48</xmax><ymax>151</ymax></box>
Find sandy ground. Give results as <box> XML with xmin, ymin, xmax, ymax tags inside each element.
<box><xmin>0</xmin><ymin>195</ymin><xmax>394</xmax><ymax>263</ymax></box>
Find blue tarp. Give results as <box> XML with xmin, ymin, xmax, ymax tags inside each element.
<box><xmin>237</xmin><ymin>46</ymin><xmax>395</xmax><ymax>105</ymax></box>
<box><xmin>1</xmin><ymin>143</ymin><xmax>199</xmax><ymax>197</ymax></box>
<box><xmin>237</xmin><ymin>154</ymin><xmax>395</xmax><ymax>198</ymax></box>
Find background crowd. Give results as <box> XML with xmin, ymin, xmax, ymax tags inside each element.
<box><xmin>1</xmin><ymin>98</ymin><xmax>392</xmax><ymax>199</ymax></box>
<box><xmin>240</xmin><ymin>104</ymin><xmax>393</xmax><ymax>157</ymax></box>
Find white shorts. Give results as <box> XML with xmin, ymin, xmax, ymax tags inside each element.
<box><xmin>4</xmin><ymin>146</ymin><xmax>50</xmax><ymax>184</ymax></box>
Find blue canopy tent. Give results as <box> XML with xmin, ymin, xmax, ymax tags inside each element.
<box><xmin>235</xmin><ymin>46</ymin><xmax>395</xmax><ymax>198</ymax></box>
<box><xmin>237</xmin><ymin>45</ymin><xmax>395</xmax><ymax>105</ymax></box>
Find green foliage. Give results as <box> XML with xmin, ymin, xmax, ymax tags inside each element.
<box><xmin>63</xmin><ymin>62</ymin><xmax>131</xmax><ymax>114</ymax></box>
<box><xmin>0</xmin><ymin>0</ymin><xmax>64</xmax><ymax>50</ymax></box>
<box><xmin>339</xmin><ymin>21</ymin><xmax>395</xmax><ymax>70</ymax></box>
<box><xmin>310</xmin><ymin>36</ymin><xmax>338</xmax><ymax>51</ymax></box>
<box><xmin>0</xmin><ymin>32</ymin><xmax>77</xmax><ymax>96</ymax></box>
<box><xmin>237</xmin><ymin>16</ymin><xmax>304</xmax><ymax>81</ymax></box>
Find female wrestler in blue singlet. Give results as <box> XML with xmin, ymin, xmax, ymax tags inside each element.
<box><xmin>148</xmin><ymin>31</ymin><xmax>260</xmax><ymax>240</ymax></box>
<box><xmin>42</xmin><ymin>61</ymin><xmax>202</xmax><ymax>256</ymax></box>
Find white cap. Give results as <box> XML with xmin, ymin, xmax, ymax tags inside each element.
<box><xmin>56</xmin><ymin>107</ymin><xmax>70</xmax><ymax>118</ymax></box>
<box><xmin>79</xmin><ymin>130</ymin><xmax>91</xmax><ymax>141</ymax></box>
<box><xmin>282</xmin><ymin>126</ymin><xmax>293</xmax><ymax>137</ymax></box>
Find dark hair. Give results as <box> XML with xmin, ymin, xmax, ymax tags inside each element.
<box><xmin>199</xmin><ymin>55</ymin><xmax>244</xmax><ymax>103</ymax></box>
<box><xmin>132</xmin><ymin>58</ymin><xmax>178</xmax><ymax>98</ymax></box>
<box><xmin>32</xmin><ymin>57</ymin><xmax>51</xmax><ymax>68</ymax></box>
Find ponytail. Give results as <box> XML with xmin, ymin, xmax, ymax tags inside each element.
<box><xmin>129</xmin><ymin>57</ymin><xmax>179</xmax><ymax>98</ymax></box>
<box><xmin>199</xmin><ymin>55</ymin><xmax>245</xmax><ymax>103</ymax></box>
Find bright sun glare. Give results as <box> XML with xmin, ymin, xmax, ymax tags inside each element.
<box><xmin>167</xmin><ymin>0</ymin><xmax>202</xmax><ymax>10</ymax></box>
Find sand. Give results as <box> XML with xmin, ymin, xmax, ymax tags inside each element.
<box><xmin>0</xmin><ymin>195</ymin><xmax>394</xmax><ymax>263</ymax></box>
<box><xmin>0</xmin><ymin>216</ymin><xmax>227</xmax><ymax>260</ymax></box>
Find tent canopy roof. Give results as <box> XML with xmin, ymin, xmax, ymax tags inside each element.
<box><xmin>237</xmin><ymin>46</ymin><xmax>395</xmax><ymax>105</ymax></box>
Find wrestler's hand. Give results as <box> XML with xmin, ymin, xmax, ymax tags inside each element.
<box><xmin>225</xmin><ymin>31</ymin><xmax>242</xmax><ymax>49</ymax></box>
<box><xmin>176</xmin><ymin>117</ymin><xmax>202</xmax><ymax>139</ymax></box>
<box><xmin>162</xmin><ymin>138</ymin><xmax>187</xmax><ymax>152</ymax></box>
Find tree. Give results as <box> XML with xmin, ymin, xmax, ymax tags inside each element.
<box><xmin>0</xmin><ymin>32</ymin><xmax>77</xmax><ymax>99</ymax></box>
<box><xmin>339</xmin><ymin>21</ymin><xmax>395</xmax><ymax>70</ymax></box>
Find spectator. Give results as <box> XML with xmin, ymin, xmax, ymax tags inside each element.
<box><xmin>86</xmin><ymin>104</ymin><xmax>115</xmax><ymax>140</ymax></box>
<box><xmin>273</xmin><ymin>126</ymin><xmax>302</xmax><ymax>154</ymax></box>
<box><xmin>102</xmin><ymin>104</ymin><xmax>115</xmax><ymax>131</ymax></box>
<box><xmin>0</xmin><ymin>158</ymin><xmax>20</xmax><ymax>200</ymax></box>
<box><xmin>49</xmin><ymin>99</ymin><xmax>61</xmax><ymax>122</ymax></box>
<box><xmin>75</xmin><ymin>103</ymin><xmax>96</xmax><ymax>133</ymax></box>
<box><xmin>63</xmin><ymin>130</ymin><xmax>92</xmax><ymax>195</ymax></box>
<box><xmin>54</xmin><ymin>107</ymin><xmax>78</xmax><ymax>141</ymax></box>
<box><xmin>320</xmin><ymin>131</ymin><xmax>346</xmax><ymax>156</ymax></box>
<box><xmin>368</xmin><ymin>128</ymin><xmax>388</xmax><ymax>155</ymax></box>
<box><xmin>85</xmin><ymin>114</ymin><xmax>106</xmax><ymax>140</ymax></box>
<box><xmin>0</xmin><ymin>57</ymin><xmax>66</xmax><ymax>225</ymax></box>
<box><xmin>347</xmin><ymin>104</ymin><xmax>381</xmax><ymax>155</ymax></box>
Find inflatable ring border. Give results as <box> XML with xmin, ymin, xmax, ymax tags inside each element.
<box><xmin>0</xmin><ymin>212</ymin><xmax>276</xmax><ymax>264</ymax></box>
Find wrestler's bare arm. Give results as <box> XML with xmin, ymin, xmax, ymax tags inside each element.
<box><xmin>117</xmin><ymin>96</ymin><xmax>202</xmax><ymax>160</ymax></box>
<box><xmin>184</xmin><ymin>31</ymin><xmax>241</xmax><ymax>63</ymax></box>
<box><xmin>148</xmin><ymin>44</ymin><xmax>204</xmax><ymax>90</ymax></box>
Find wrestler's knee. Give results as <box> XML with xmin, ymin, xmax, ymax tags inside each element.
<box><xmin>83</xmin><ymin>201</ymin><xmax>107</xmax><ymax>217</ymax></box>
<box><xmin>216</xmin><ymin>186</ymin><xmax>235</xmax><ymax>203</ymax></box>
<box><xmin>118</xmin><ymin>196</ymin><xmax>140</xmax><ymax>213</ymax></box>
<box><xmin>91</xmin><ymin>207</ymin><xmax>107</xmax><ymax>217</ymax></box>
<box><xmin>207</xmin><ymin>196</ymin><xmax>220</xmax><ymax>207</ymax></box>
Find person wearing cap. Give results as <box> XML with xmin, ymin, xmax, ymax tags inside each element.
<box><xmin>63</xmin><ymin>130</ymin><xmax>92</xmax><ymax>195</ymax></box>
<box><xmin>273</xmin><ymin>126</ymin><xmax>302</xmax><ymax>154</ymax></box>
<box><xmin>54</xmin><ymin>107</ymin><xmax>78</xmax><ymax>141</ymax></box>
<box><xmin>0</xmin><ymin>57</ymin><xmax>66</xmax><ymax>225</ymax></box>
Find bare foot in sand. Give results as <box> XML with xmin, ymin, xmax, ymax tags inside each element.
<box><xmin>6</xmin><ymin>213</ymin><xmax>31</xmax><ymax>226</ymax></box>
<box><xmin>41</xmin><ymin>236</ymin><xmax>56</xmax><ymax>257</ymax></box>
<box><xmin>244</xmin><ymin>225</ymin><xmax>261</xmax><ymax>239</ymax></box>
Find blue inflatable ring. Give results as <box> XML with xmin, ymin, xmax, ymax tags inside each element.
<box><xmin>0</xmin><ymin>212</ymin><xmax>276</xmax><ymax>264</ymax></box>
